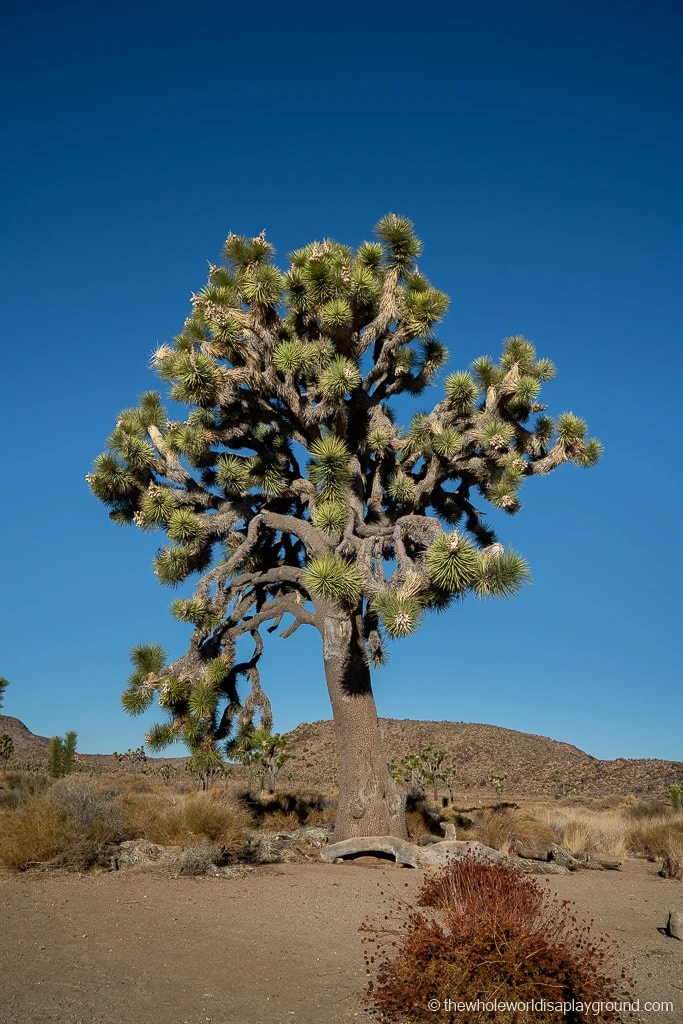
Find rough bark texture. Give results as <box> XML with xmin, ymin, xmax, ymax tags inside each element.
<box><xmin>321</xmin><ymin>611</ymin><xmax>407</xmax><ymax>841</ymax></box>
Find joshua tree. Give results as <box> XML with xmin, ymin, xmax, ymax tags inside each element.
<box><xmin>667</xmin><ymin>784</ymin><xmax>682</xmax><ymax>812</ymax></box>
<box><xmin>389</xmin><ymin>746</ymin><xmax>455</xmax><ymax>803</ymax></box>
<box><xmin>113</xmin><ymin>746</ymin><xmax>148</xmax><ymax>773</ymax></box>
<box><xmin>490</xmin><ymin>773</ymin><xmax>508</xmax><ymax>798</ymax></box>
<box><xmin>0</xmin><ymin>676</ymin><xmax>9</xmax><ymax>712</ymax></box>
<box><xmin>49</xmin><ymin>731</ymin><xmax>78</xmax><ymax>779</ymax></box>
<box><xmin>88</xmin><ymin>215</ymin><xmax>600</xmax><ymax>840</ymax></box>
<box><xmin>0</xmin><ymin>733</ymin><xmax>14</xmax><ymax>768</ymax></box>
<box><xmin>227</xmin><ymin>725</ymin><xmax>292</xmax><ymax>794</ymax></box>
<box><xmin>255</xmin><ymin>730</ymin><xmax>292</xmax><ymax>794</ymax></box>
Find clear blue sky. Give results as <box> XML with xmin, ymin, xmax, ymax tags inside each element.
<box><xmin>2</xmin><ymin>0</ymin><xmax>681</xmax><ymax>761</ymax></box>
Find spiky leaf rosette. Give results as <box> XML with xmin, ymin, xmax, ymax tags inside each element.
<box><xmin>371</xmin><ymin>590</ymin><xmax>423</xmax><ymax>638</ymax></box>
<box><xmin>312</xmin><ymin>499</ymin><xmax>348</xmax><ymax>535</ymax></box>
<box><xmin>187</xmin><ymin>747</ymin><xmax>224</xmax><ymax>775</ymax></box>
<box><xmin>308</xmin><ymin>435</ymin><xmax>352</xmax><ymax>498</ymax></box>
<box><xmin>426</xmin><ymin>533</ymin><xmax>480</xmax><ymax>592</ymax></box>
<box><xmin>303</xmin><ymin>554</ymin><xmax>364</xmax><ymax>606</ymax></box>
<box><xmin>474</xmin><ymin>548</ymin><xmax>532</xmax><ymax>598</ymax></box>
<box><xmin>444</xmin><ymin>372</ymin><xmax>479</xmax><ymax>415</ymax></box>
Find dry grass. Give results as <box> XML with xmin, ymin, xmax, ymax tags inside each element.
<box><xmin>440</xmin><ymin>798</ymin><xmax>683</xmax><ymax>862</ymax></box>
<box><xmin>536</xmin><ymin>806</ymin><xmax>629</xmax><ymax>859</ymax></box>
<box><xmin>0</xmin><ymin>776</ymin><xmax>256</xmax><ymax>870</ymax></box>
<box><xmin>117</xmin><ymin>790</ymin><xmax>253</xmax><ymax>852</ymax></box>
<box><xmin>627</xmin><ymin>816</ymin><xmax>683</xmax><ymax>859</ymax></box>
<box><xmin>469</xmin><ymin>806</ymin><xmax>558</xmax><ymax>854</ymax></box>
<box><xmin>0</xmin><ymin>794</ymin><xmax>70</xmax><ymax>869</ymax></box>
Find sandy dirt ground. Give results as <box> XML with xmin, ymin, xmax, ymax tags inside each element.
<box><xmin>1</xmin><ymin>858</ymin><xmax>681</xmax><ymax>1024</ymax></box>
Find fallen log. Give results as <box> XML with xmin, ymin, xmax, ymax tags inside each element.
<box><xmin>510</xmin><ymin>840</ymin><xmax>550</xmax><ymax>862</ymax></box>
<box><xmin>518</xmin><ymin>861</ymin><xmax>571</xmax><ymax>875</ymax></box>
<box><xmin>319</xmin><ymin>837</ymin><xmax>420</xmax><ymax>867</ymax></box>
<box><xmin>549</xmin><ymin>844</ymin><xmax>581</xmax><ymax>871</ymax></box>
<box><xmin>572</xmin><ymin>851</ymin><xmax>622</xmax><ymax>871</ymax></box>
<box><xmin>319</xmin><ymin>837</ymin><xmax>509</xmax><ymax>869</ymax></box>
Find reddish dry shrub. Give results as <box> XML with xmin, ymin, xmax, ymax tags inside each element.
<box><xmin>361</xmin><ymin>855</ymin><xmax>633</xmax><ymax>1023</ymax></box>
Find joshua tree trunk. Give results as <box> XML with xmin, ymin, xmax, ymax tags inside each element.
<box><xmin>321</xmin><ymin>610</ymin><xmax>407</xmax><ymax>841</ymax></box>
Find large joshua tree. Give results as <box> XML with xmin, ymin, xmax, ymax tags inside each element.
<box><xmin>88</xmin><ymin>215</ymin><xmax>600</xmax><ymax>841</ymax></box>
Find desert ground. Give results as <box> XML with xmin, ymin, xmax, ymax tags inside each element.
<box><xmin>1</xmin><ymin>857</ymin><xmax>681</xmax><ymax>1024</ymax></box>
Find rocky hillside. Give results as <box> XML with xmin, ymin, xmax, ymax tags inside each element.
<box><xmin>284</xmin><ymin>719</ymin><xmax>682</xmax><ymax>799</ymax></box>
<box><xmin>1</xmin><ymin>714</ymin><xmax>680</xmax><ymax>799</ymax></box>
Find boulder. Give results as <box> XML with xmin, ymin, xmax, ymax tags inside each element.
<box><xmin>665</xmin><ymin>909</ymin><xmax>683</xmax><ymax>940</ymax></box>
<box><xmin>659</xmin><ymin>854</ymin><xmax>683</xmax><ymax>881</ymax></box>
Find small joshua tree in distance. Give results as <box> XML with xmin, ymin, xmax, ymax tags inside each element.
<box><xmin>0</xmin><ymin>733</ymin><xmax>14</xmax><ymax>769</ymax></box>
<box><xmin>49</xmin><ymin>731</ymin><xmax>78</xmax><ymax>779</ymax></box>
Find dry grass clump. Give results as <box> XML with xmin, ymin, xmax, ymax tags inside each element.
<box><xmin>537</xmin><ymin>806</ymin><xmax>628</xmax><ymax>859</ymax></box>
<box><xmin>0</xmin><ymin>771</ymin><xmax>50</xmax><ymax>809</ymax></box>
<box><xmin>538</xmin><ymin>803</ymin><xmax>683</xmax><ymax>860</ymax></box>
<box><xmin>173</xmin><ymin>841</ymin><xmax>226</xmax><ymax>875</ymax></box>
<box><xmin>119</xmin><ymin>790</ymin><xmax>253</xmax><ymax>852</ymax></box>
<box><xmin>0</xmin><ymin>776</ymin><xmax>255</xmax><ymax>871</ymax></box>
<box><xmin>419</xmin><ymin>798</ymin><xmax>683</xmax><ymax>862</ymax></box>
<box><xmin>627</xmin><ymin>817</ymin><xmax>683</xmax><ymax>860</ymax></box>
<box><xmin>0</xmin><ymin>777</ymin><xmax>123</xmax><ymax>870</ymax></box>
<box><xmin>621</xmin><ymin>796</ymin><xmax>670</xmax><ymax>819</ymax></box>
<box><xmin>470</xmin><ymin>806</ymin><xmax>558</xmax><ymax>854</ymax></box>
<box><xmin>362</xmin><ymin>855</ymin><xmax>633</xmax><ymax>1023</ymax></box>
<box><xmin>0</xmin><ymin>794</ymin><xmax>70</xmax><ymax>868</ymax></box>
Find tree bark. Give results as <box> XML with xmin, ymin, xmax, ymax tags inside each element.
<box><xmin>320</xmin><ymin>608</ymin><xmax>407</xmax><ymax>841</ymax></box>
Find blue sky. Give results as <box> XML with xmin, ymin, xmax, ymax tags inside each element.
<box><xmin>2</xmin><ymin>0</ymin><xmax>681</xmax><ymax>761</ymax></box>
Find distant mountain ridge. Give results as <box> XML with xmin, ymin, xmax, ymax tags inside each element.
<box><xmin>2</xmin><ymin>714</ymin><xmax>680</xmax><ymax>799</ymax></box>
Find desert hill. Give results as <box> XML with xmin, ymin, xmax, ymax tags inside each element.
<box><xmin>2</xmin><ymin>714</ymin><xmax>680</xmax><ymax>799</ymax></box>
<box><xmin>284</xmin><ymin>719</ymin><xmax>683</xmax><ymax>799</ymax></box>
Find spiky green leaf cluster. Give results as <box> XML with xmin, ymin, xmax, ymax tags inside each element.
<box><xmin>146</xmin><ymin>722</ymin><xmax>178</xmax><ymax>751</ymax></box>
<box><xmin>478</xmin><ymin>419</ymin><xmax>515</xmax><ymax>452</ymax></box>
<box><xmin>319</xmin><ymin>357</ymin><xmax>361</xmax><ymax>398</ymax></box>
<box><xmin>432</xmin><ymin>427</ymin><xmax>462</xmax><ymax>458</ymax></box>
<box><xmin>302</xmin><ymin>554</ymin><xmax>364</xmax><ymax>606</ymax></box>
<box><xmin>374</xmin><ymin>214</ymin><xmax>422</xmax><ymax>269</ymax></box>
<box><xmin>273</xmin><ymin>341</ymin><xmax>309</xmax><ymax>376</ymax></box>
<box><xmin>371</xmin><ymin>590</ymin><xmax>423</xmax><ymax>638</ymax></box>
<box><xmin>308</xmin><ymin>435</ymin><xmax>351</xmax><ymax>498</ymax></box>
<box><xmin>216</xmin><ymin>454</ymin><xmax>252</xmax><ymax>495</ymax></box>
<box><xmin>170</xmin><ymin>353</ymin><xmax>219</xmax><ymax>406</ymax></box>
<box><xmin>130</xmin><ymin>643</ymin><xmax>167</xmax><ymax>675</ymax></box>
<box><xmin>571</xmin><ymin>438</ymin><xmax>603</xmax><ymax>467</ymax></box>
<box><xmin>153</xmin><ymin>545</ymin><xmax>192</xmax><ymax>586</ymax></box>
<box><xmin>444</xmin><ymin>372</ymin><xmax>479</xmax><ymax>415</ymax></box>
<box><xmin>87</xmin><ymin>453</ymin><xmax>134</xmax><ymax>504</ymax></box>
<box><xmin>387</xmin><ymin>472</ymin><xmax>416</xmax><ymax>503</ymax></box>
<box><xmin>188</xmin><ymin>680</ymin><xmax>219</xmax><ymax>719</ymax></box>
<box><xmin>167</xmin><ymin>509</ymin><xmax>203</xmax><ymax>543</ymax></box>
<box><xmin>426</xmin><ymin>533</ymin><xmax>480</xmax><ymax>592</ymax></box>
<box><xmin>158</xmin><ymin>677</ymin><xmax>190</xmax><ymax>710</ymax></box>
<box><xmin>139</xmin><ymin>487</ymin><xmax>176</xmax><ymax>526</ymax></box>
<box><xmin>557</xmin><ymin>412</ymin><xmax>588</xmax><ymax>444</ymax></box>
<box><xmin>474</xmin><ymin>548</ymin><xmax>532</xmax><ymax>598</ymax></box>
<box><xmin>312</xmin><ymin>499</ymin><xmax>348</xmax><ymax>536</ymax></box>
